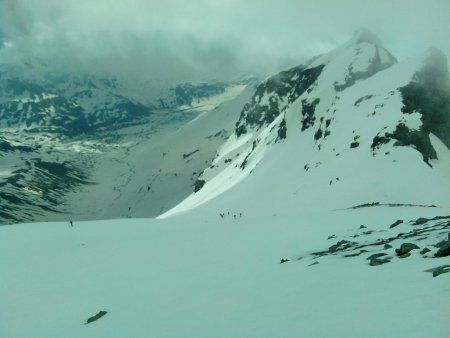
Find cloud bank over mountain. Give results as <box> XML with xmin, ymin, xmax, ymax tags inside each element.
<box><xmin>1</xmin><ymin>0</ymin><xmax>449</xmax><ymax>81</ymax></box>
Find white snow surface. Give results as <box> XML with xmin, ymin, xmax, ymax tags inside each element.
<box><xmin>1</xmin><ymin>206</ymin><xmax>450</xmax><ymax>337</ymax></box>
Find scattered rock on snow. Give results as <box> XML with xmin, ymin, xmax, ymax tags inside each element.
<box><xmin>329</xmin><ymin>240</ymin><xmax>356</xmax><ymax>253</ymax></box>
<box><xmin>420</xmin><ymin>248</ymin><xmax>431</xmax><ymax>255</ymax></box>
<box><xmin>389</xmin><ymin>219</ymin><xmax>403</xmax><ymax>228</ymax></box>
<box><xmin>434</xmin><ymin>240</ymin><xmax>449</xmax><ymax>248</ymax></box>
<box><xmin>384</xmin><ymin>244</ymin><xmax>393</xmax><ymax>249</ymax></box>
<box><xmin>395</xmin><ymin>243</ymin><xmax>419</xmax><ymax>256</ymax></box>
<box><xmin>434</xmin><ymin>242</ymin><xmax>450</xmax><ymax>257</ymax></box>
<box><xmin>280</xmin><ymin>258</ymin><xmax>290</xmax><ymax>264</ymax></box>
<box><xmin>413</xmin><ymin>217</ymin><xmax>428</xmax><ymax>225</ymax></box>
<box><xmin>367</xmin><ymin>253</ymin><xmax>392</xmax><ymax>266</ymax></box>
<box><xmin>425</xmin><ymin>265</ymin><xmax>450</xmax><ymax>278</ymax></box>
<box><xmin>369</xmin><ymin>257</ymin><xmax>391</xmax><ymax>266</ymax></box>
<box><xmin>85</xmin><ymin>311</ymin><xmax>108</xmax><ymax>325</ymax></box>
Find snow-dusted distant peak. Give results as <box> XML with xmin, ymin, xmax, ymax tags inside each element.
<box><xmin>352</xmin><ymin>28</ymin><xmax>384</xmax><ymax>47</ymax></box>
<box><xmin>162</xmin><ymin>32</ymin><xmax>450</xmax><ymax>218</ymax></box>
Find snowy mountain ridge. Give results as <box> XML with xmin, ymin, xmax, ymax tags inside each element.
<box><xmin>161</xmin><ymin>30</ymin><xmax>450</xmax><ymax>218</ymax></box>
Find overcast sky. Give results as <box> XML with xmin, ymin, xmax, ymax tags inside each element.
<box><xmin>0</xmin><ymin>0</ymin><xmax>449</xmax><ymax>82</ymax></box>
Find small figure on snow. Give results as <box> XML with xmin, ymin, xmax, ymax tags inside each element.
<box><xmin>69</xmin><ymin>220</ymin><xmax>73</xmax><ymax>227</ymax></box>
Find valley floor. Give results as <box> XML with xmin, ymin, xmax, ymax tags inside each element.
<box><xmin>1</xmin><ymin>206</ymin><xmax>449</xmax><ymax>337</ymax></box>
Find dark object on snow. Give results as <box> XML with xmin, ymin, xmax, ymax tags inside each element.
<box><xmin>367</xmin><ymin>253</ymin><xmax>391</xmax><ymax>266</ymax></box>
<box><xmin>420</xmin><ymin>248</ymin><xmax>431</xmax><ymax>255</ymax></box>
<box><xmin>384</xmin><ymin>244</ymin><xmax>393</xmax><ymax>249</ymax></box>
<box><xmin>413</xmin><ymin>217</ymin><xmax>428</xmax><ymax>225</ymax></box>
<box><xmin>434</xmin><ymin>242</ymin><xmax>450</xmax><ymax>258</ymax></box>
<box><xmin>280</xmin><ymin>258</ymin><xmax>290</xmax><ymax>264</ymax></box>
<box><xmin>395</xmin><ymin>243</ymin><xmax>419</xmax><ymax>256</ymax></box>
<box><xmin>69</xmin><ymin>220</ymin><xmax>73</xmax><ymax>227</ymax></box>
<box><xmin>389</xmin><ymin>219</ymin><xmax>403</xmax><ymax>228</ymax></box>
<box><xmin>359</xmin><ymin>225</ymin><xmax>367</xmax><ymax>229</ymax></box>
<box><xmin>85</xmin><ymin>311</ymin><xmax>108</xmax><ymax>325</ymax></box>
<box><xmin>194</xmin><ymin>179</ymin><xmax>206</xmax><ymax>192</ymax></box>
<box><xmin>425</xmin><ymin>265</ymin><xmax>450</xmax><ymax>278</ymax></box>
<box><xmin>434</xmin><ymin>240</ymin><xmax>449</xmax><ymax>248</ymax></box>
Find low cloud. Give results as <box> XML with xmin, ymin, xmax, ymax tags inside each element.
<box><xmin>1</xmin><ymin>0</ymin><xmax>449</xmax><ymax>82</ymax></box>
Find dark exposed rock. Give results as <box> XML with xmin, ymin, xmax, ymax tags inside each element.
<box><xmin>276</xmin><ymin>118</ymin><xmax>287</xmax><ymax>141</ymax></box>
<box><xmin>434</xmin><ymin>242</ymin><xmax>450</xmax><ymax>257</ymax></box>
<box><xmin>368</xmin><ymin>253</ymin><xmax>392</xmax><ymax>266</ymax></box>
<box><xmin>389</xmin><ymin>220</ymin><xmax>403</xmax><ymax>228</ymax></box>
<box><xmin>301</xmin><ymin>98</ymin><xmax>320</xmax><ymax>131</ymax></box>
<box><xmin>433</xmin><ymin>240</ymin><xmax>448</xmax><ymax>248</ymax></box>
<box><xmin>398</xmin><ymin>252</ymin><xmax>411</xmax><ymax>258</ymax></box>
<box><xmin>371</xmin><ymin>135</ymin><xmax>390</xmax><ymax>150</ymax></box>
<box><xmin>388</xmin><ymin>123</ymin><xmax>436</xmax><ymax>163</ymax></box>
<box><xmin>425</xmin><ymin>265</ymin><xmax>450</xmax><ymax>278</ymax></box>
<box><xmin>314</xmin><ymin>127</ymin><xmax>323</xmax><ymax>140</ymax></box>
<box><xmin>280</xmin><ymin>258</ymin><xmax>290</xmax><ymax>264</ymax></box>
<box><xmin>354</xmin><ymin>94</ymin><xmax>375</xmax><ymax>106</ymax></box>
<box><xmin>420</xmin><ymin>248</ymin><xmax>431</xmax><ymax>255</ymax></box>
<box><xmin>367</xmin><ymin>253</ymin><xmax>387</xmax><ymax>260</ymax></box>
<box><xmin>413</xmin><ymin>217</ymin><xmax>429</xmax><ymax>225</ymax></box>
<box><xmin>308</xmin><ymin>261</ymin><xmax>319</xmax><ymax>267</ymax></box>
<box><xmin>329</xmin><ymin>240</ymin><xmax>356</xmax><ymax>253</ymax></box>
<box><xmin>182</xmin><ymin>149</ymin><xmax>199</xmax><ymax>159</ymax></box>
<box><xmin>359</xmin><ymin>225</ymin><xmax>367</xmax><ymax>229</ymax></box>
<box><xmin>194</xmin><ymin>179</ymin><xmax>206</xmax><ymax>193</ymax></box>
<box><xmin>344</xmin><ymin>249</ymin><xmax>367</xmax><ymax>257</ymax></box>
<box><xmin>85</xmin><ymin>311</ymin><xmax>108</xmax><ymax>325</ymax></box>
<box><xmin>399</xmin><ymin>48</ymin><xmax>450</xmax><ymax>152</ymax></box>
<box><xmin>350</xmin><ymin>141</ymin><xmax>360</xmax><ymax>148</ymax></box>
<box><xmin>395</xmin><ymin>243</ymin><xmax>419</xmax><ymax>256</ymax></box>
<box><xmin>384</xmin><ymin>244</ymin><xmax>393</xmax><ymax>249</ymax></box>
<box><xmin>334</xmin><ymin>39</ymin><xmax>396</xmax><ymax>92</ymax></box>
<box><xmin>235</xmin><ymin>65</ymin><xmax>324</xmax><ymax>134</ymax></box>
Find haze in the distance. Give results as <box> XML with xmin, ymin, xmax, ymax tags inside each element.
<box><xmin>0</xmin><ymin>0</ymin><xmax>449</xmax><ymax>82</ymax></box>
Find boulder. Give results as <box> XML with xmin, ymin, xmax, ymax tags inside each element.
<box><xmin>434</xmin><ymin>242</ymin><xmax>450</xmax><ymax>257</ymax></box>
<box><xmin>367</xmin><ymin>253</ymin><xmax>391</xmax><ymax>266</ymax></box>
<box><xmin>425</xmin><ymin>265</ymin><xmax>450</xmax><ymax>278</ymax></box>
<box><xmin>389</xmin><ymin>220</ymin><xmax>403</xmax><ymax>228</ymax></box>
<box><xmin>395</xmin><ymin>243</ymin><xmax>419</xmax><ymax>256</ymax></box>
<box><xmin>420</xmin><ymin>248</ymin><xmax>431</xmax><ymax>255</ymax></box>
<box><xmin>86</xmin><ymin>311</ymin><xmax>108</xmax><ymax>325</ymax></box>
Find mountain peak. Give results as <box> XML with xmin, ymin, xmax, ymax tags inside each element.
<box><xmin>353</xmin><ymin>28</ymin><xmax>383</xmax><ymax>47</ymax></box>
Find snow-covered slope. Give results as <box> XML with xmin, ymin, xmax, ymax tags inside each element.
<box><xmin>1</xmin><ymin>30</ymin><xmax>450</xmax><ymax>338</ymax></box>
<box><xmin>161</xmin><ymin>29</ymin><xmax>450</xmax><ymax>218</ymax></box>
<box><xmin>1</xmin><ymin>206</ymin><xmax>449</xmax><ymax>337</ymax></box>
